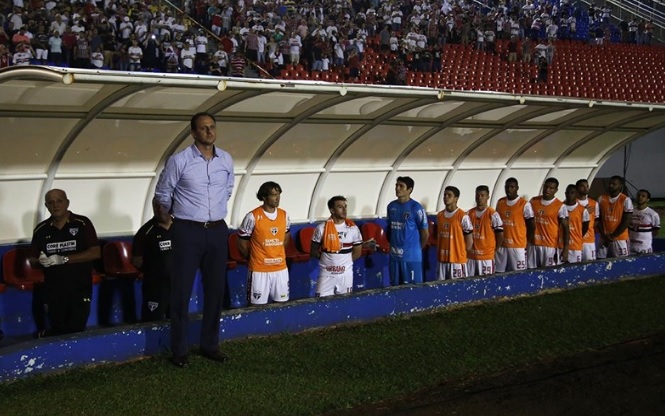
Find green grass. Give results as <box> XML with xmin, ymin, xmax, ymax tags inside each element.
<box><xmin>1</xmin><ymin>276</ymin><xmax>665</xmax><ymax>416</ymax></box>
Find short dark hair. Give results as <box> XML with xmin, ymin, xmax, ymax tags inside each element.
<box><xmin>544</xmin><ymin>177</ymin><xmax>559</xmax><ymax>187</ymax></box>
<box><xmin>505</xmin><ymin>177</ymin><xmax>518</xmax><ymax>186</ymax></box>
<box><xmin>575</xmin><ymin>178</ymin><xmax>589</xmax><ymax>187</ymax></box>
<box><xmin>190</xmin><ymin>112</ymin><xmax>216</xmax><ymax>131</ymax></box>
<box><xmin>566</xmin><ymin>184</ymin><xmax>577</xmax><ymax>193</ymax></box>
<box><xmin>327</xmin><ymin>195</ymin><xmax>347</xmax><ymax>210</ymax></box>
<box><xmin>610</xmin><ymin>175</ymin><xmax>625</xmax><ymax>185</ymax></box>
<box><xmin>476</xmin><ymin>185</ymin><xmax>490</xmax><ymax>193</ymax></box>
<box><xmin>637</xmin><ymin>189</ymin><xmax>651</xmax><ymax>199</ymax></box>
<box><xmin>444</xmin><ymin>186</ymin><xmax>460</xmax><ymax>198</ymax></box>
<box><xmin>396</xmin><ymin>176</ymin><xmax>414</xmax><ymax>190</ymax></box>
<box><xmin>257</xmin><ymin>181</ymin><xmax>282</xmax><ymax>201</ymax></box>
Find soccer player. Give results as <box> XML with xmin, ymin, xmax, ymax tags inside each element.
<box><xmin>597</xmin><ymin>176</ymin><xmax>633</xmax><ymax>258</ymax></box>
<box><xmin>467</xmin><ymin>185</ymin><xmax>503</xmax><ymax>276</ymax></box>
<box><xmin>238</xmin><ymin>181</ymin><xmax>291</xmax><ymax>305</ymax></box>
<box><xmin>436</xmin><ymin>186</ymin><xmax>473</xmax><ymax>280</ymax></box>
<box><xmin>576</xmin><ymin>179</ymin><xmax>599</xmax><ymax>261</ymax></box>
<box><xmin>386</xmin><ymin>176</ymin><xmax>429</xmax><ymax>285</ymax></box>
<box><xmin>629</xmin><ymin>189</ymin><xmax>661</xmax><ymax>254</ymax></box>
<box><xmin>495</xmin><ymin>178</ymin><xmax>534</xmax><ymax>272</ymax></box>
<box><xmin>560</xmin><ymin>185</ymin><xmax>590</xmax><ymax>263</ymax></box>
<box><xmin>528</xmin><ymin>177</ymin><xmax>569</xmax><ymax>267</ymax></box>
<box><xmin>310</xmin><ymin>196</ymin><xmax>363</xmax><ymax>297</ymax></box>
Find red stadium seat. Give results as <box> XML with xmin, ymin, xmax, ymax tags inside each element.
<box><xmin>425</xmin><ymin>220</ymin><xmax>437</xmax><ymax>248</ymax></box>
<box><xmin>360</xmin><ymin>222</ymin><xmax>390</xmax><ymax>255</ymax></box>
<box><xmin>228</xmin><ymin>232</ymin><xmax>247</xmax><ymax>265</ymax></box>
<box><xmin>1</xmin><ymin>247</ymin><xmax>44</xmax><ymax>290</ymax></box>
<box><xmin>297</xmin><ymin>226</ymin><xmax>316</xmax><ymax>255</ymax></box>
<box><xmin>102</xmin><ymin>241</ymin><xmax>142</xmax><ymax>279</ymax></box>
<box><xmin>286</xmin><ymin>233</ymin><xmax>310</xmax><ymax>262</ymax></box>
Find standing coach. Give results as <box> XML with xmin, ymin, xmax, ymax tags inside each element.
<box><xmin>155</xmin><ymin>112</ymin><xmax>234</xmax><ymax>368</ymax></box>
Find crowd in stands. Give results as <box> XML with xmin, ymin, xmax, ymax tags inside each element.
<box><xmin>0</xmin><ymin>0</ymin><xmax>659</xmax><ymax>82</ymax></box>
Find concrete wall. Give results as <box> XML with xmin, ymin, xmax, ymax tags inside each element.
<box><xmin>1</xmin><ymin>253</ymin><xmax>663</xmax><ymax>383</ymax></box>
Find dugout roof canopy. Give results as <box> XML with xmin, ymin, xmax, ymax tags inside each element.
<box><xmin>1</xmin><ymin>66</ymin><xmax>664</xmax><ymax>242</ymax></box>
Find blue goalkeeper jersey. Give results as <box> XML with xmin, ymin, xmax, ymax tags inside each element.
<box><xmin>387</xmin><ymin>198</ymin><xmax>428</xmax><ymax>262</ymax></box>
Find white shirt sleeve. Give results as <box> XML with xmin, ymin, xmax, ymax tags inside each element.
<box><xmin>461</xmin><ymin>214</ymin><xmax>473</xmax><ymax>233</ymax></box>
<box><xmin>523</xmin><ymin>201</ymin><xmax>535</xmax><ymax>219</ymax></box>
<box><xmin>238</xmin><ymin>212</ymin><xmax>256</xmax><ymax>237</ymax></box>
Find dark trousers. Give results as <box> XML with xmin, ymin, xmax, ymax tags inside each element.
<box><xmin>170</xmin><ymin>219</ymin><xmax>228</xmax><ymax>357</ymax></box>
<box><xmin>142</xmin><ymin>275</ymin><xmax>170</xmax><ymax>322</ymax></box>
<box><xmin>46</xmin><ymin>288</ymin><xmax>91</xmax><ymax>336</ymax></box>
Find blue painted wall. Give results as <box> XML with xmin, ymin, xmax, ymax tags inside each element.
<box><xmin>1</xmin><ymin>253</ymin><xmax>664</xmax><ymax>383</ymax></box>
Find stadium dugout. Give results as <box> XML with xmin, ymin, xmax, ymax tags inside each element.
<box><xmin>0</xmin><ymin>67</ymin><xmax>663</xmax><ymax>382</ymax></box>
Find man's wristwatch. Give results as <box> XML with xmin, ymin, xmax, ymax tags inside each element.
<box><xmin>63</xmin><ymin>256</ymin><xmax>69</xmax><ymax>264</ymax></box>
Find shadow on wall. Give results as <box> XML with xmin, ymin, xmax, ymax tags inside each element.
<box><xmin>92</xmin><ymin>186</ymin><xmax>134</xmax><ymax>234</ymax></box>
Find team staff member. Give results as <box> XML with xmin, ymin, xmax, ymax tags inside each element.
<box><xmin>597</xmin><ymin>176</ymin><xmax>633</xmax><ymax>258</ymax></box>
<box><xmin>32</xmin><ymin>189</ymin><xmax>100</xmax><ymax>336</ymax></box>
<box><xmin>528</xmin><ymin>177</ymin><xmax>569</xmax><ymax>267</ymax></box>
<box><xmin>560</xmin><ymin>185</ymin><xmax>590</xmax><ymax>263</ymax></box>
<box><xmin>629</xmin><ymin>189</ymin><xmax>660</xmax><ymax>254</ymax></box>
<box><xmin>495</xmin><ymin>178</ymin><xmax>534</xmax><ymax>272</ymax></box>
<box><xmin>386</xmin><ymin>176</ymin><xmax>429</xmax><ymax>285</ymax></box>
<box><xmin>238</xmin><ymin>182</ymin><xmax>291</xmax><ymax>305</ymax></box>
<box><xmin>467</xmin><ymin>185</ymin><xmax>503</xmax><ymax>276</ymax></box>
<box><xmin>132</xmin><ymin>197</ymin><xmax>173</xmax><ymax>322</ymax></box>
<box><xmin>576</xmin><ymin>179</ymin><xmax>599</xmax><ymax>261</ymax></box>
<box><xmin>310</xmin><ymin>196</ymin><xmax>363</xmax><ymax>297</ymax></box>
<box><xmin>155</xmin><ymin>112</ymin><xmax>234</xmax><ymax>368</ymax></box>
<box><xmin>436</xmin><ymin>186</ymin><xmax>473</xmax><ymax>280</ymax></box>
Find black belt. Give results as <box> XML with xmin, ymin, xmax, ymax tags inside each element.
<box><xmin>176</xmin><ymin>218</ymin><xmax>226</xmax><ymax>228</ymax></box>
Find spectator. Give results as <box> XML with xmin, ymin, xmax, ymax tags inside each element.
<box><xmin>48</xmin><ymin>30</ymin><xmax>63</xmax><ymax>66</ymax></box>
<box><xmin>212</xmin><ymin>43</ymin><xmax>229</xmax><ymax>75</ymax></box>
<box><xmin>436</xmin><ymin>185</ymin><xmax>473</xmax><ymax>280</ymax></box>
<box><xmin>12</xmin><ymin>42</ymin><xmax>33</xmax><ymax>66</ymax></box>
<box><xmin>61</xmin><ymin>27</ymin><xmax>77</xmax><ymax>67</ymax></box>
<box><xmin>237</xmin><ymin>181</ymin><xmax>291</xmax><ymax>306</ymax></box>
<box><xmin>230</xmin><ymin>51</ymin><xmax>246</xmax><ymax>77</ymax></box>
<box><xmin>310</xmin><ymin>196</ymin><xmax>363</xmax><ymax>298</ymax></box>
<box><xmin>142</xmin><ymin>34</ymin><xmax>160</xmax><ymax>72</ymax></box>
<box><xmin>91</xmin><ymin>45</ymin><xmax>104</xmax><ymax>69</ymax></box>
<box><xmin>73</xmin><ymin>31</ymin><xmax>91</xmax><ymax>68</ymax></box>
<box><xmin>128</xmin><ymin>38</ymin><xmax>143</xmax><ymax>71</ymax></box>
<box><xmin>180</xmin><ymin>39</ymin><xmax>196</xmax><ymax>73</ymax></box>
<box><xmin>132</xmin><ymin>198</ymin><xmax>173</xmax><ymax>322</ymax></box>
<box><xmin>32</xmin><ymin>25</ymin><xmax>49</xmax><ymax>65</ymax></box>
<box><xmin>0</xmin><ymin>44</ymin><xmax>10</xmax><ymax>69</ymax></box>
<box><xmin>32</xmin><ymin>189</ymin><xmax>101</xmax><ymax>337</ymax></box>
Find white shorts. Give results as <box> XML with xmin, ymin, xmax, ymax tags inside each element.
<box><xmin>437</xmin><ymin>263</ymin><xmax>467</xmax><ymax>280</ymax></box>
<box><xmin>631</xmin><ymin>246</ymin><xmax>653</xmax><ymax>255</ymax></box>
<box><xmin>249</xmin><ymin>268</ymin><xmax>290</xmax><ymax>305</ymax></box>
<box><xmin>316</xmin><ymin>267</ymin><xmax>353</xmax><ymax>297</ymax></box>
<box><xmin>527</xmin><ymin>245</ymin><xmax>559</xmax><ymax>268</ymax></box>
<box><xmin>36</xmin><ymin>48</ymin><xmax>48</xmax><ymax>60</ymax></box>
<box><xmin>467</xmin><ymin>259</ymin><xmax>494</xmax><ymax>276</ymax></box>
<box><xmin>597</xmin><ymin>240</ymin><xmax>629</xmax><ymax>259</ymax></box>
<box><xmin>495</xmin><ymin>247</ymin><xmax>527</xmax><ymax>272</ymax></box>
<box><xmin>581</xmin><ymin>242</ymin><xmax>596</xmax><ymax>262</ymax></box>
<box><xmin>558</xmin><ymin>248</ymin><xmax>582</xmax><ymax>264</ymax></box>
